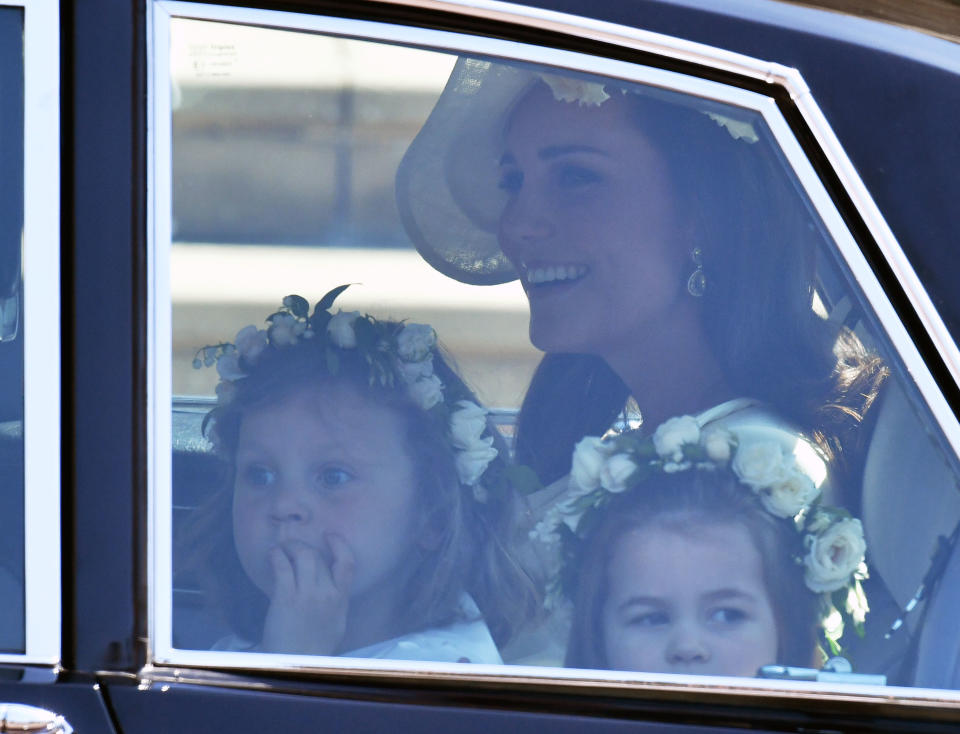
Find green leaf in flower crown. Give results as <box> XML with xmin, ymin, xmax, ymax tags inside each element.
<box><xmin>373</xmin><ymin>359</ymin><xmax>391</xmax><ymax>388</ymax></box>
<box><xmin>574</xmin><ymin>497</ymin><xmax>607</xmax><ymax>539</ymax></box>
<box><xmin>283</xmin><ymin>294</ymin><xmax>310</xmax><ymax>319</ymax></box>
<box><xmin>311</xmin><ymin>309</ymin><xmax>331</xmax><ymax>334</ymax></box>
<box><xmin>831</xmin><ymin>588</ymin><xmax>847</xmax><ymax>612</ymax></box>
<box><xmin>826</xmin><ymin>635</ymin><xmax>842</xmax><ymax>657</ymax></box>
<box><xmin>503</xmin><ymin>465</ymin><xmax>543</xmax><ymax>496</ymax></box>
<box><xmin>325</xmin><ymin>347</ymin><xmax>340</xmax><ymax>376</ymax></box>
<box><xmin>635</xmin><ymin>459</ymin><xmax>656</xmax><ymax>479</ymax></box>
<box><xmin>683</xmin><ymin>443</ymin><xmax>707</xmax><ymax>462</ymax></box>
<box><xmin>353</xmin><ymin>317</ymin><xmax>378</xmax><ymax>351</ymax></box>
<box><xmin>315</xmin><ymin>284</ymin><xmax>351</xmax><ymax>314</ymax></box>
<box><xmin>264</xmin><ymin>311</ymin><xmax>284</xmax><ymax>324</ymax></box>
<box><xmin>618</xmin><ymin>434</ymin><xmax>657</xmax><ymax>460</ymax></box>
<box><xmin>567</xmin><ymin>490</ymin><xmax>601</xmax><ymax>514</ymax></box>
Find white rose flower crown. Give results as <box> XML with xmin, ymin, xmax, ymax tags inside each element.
<box><xmin>533</xmin><ymin>415</ymin><xmax>869</xmax><ymax>656</ymax></box>
<box><xmin>193</xmin><ymin>285</ymin><xmax>532</xmax><ymax>503</ymax></box>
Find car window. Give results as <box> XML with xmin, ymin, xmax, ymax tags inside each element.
<box><xmin>0</xmin><ymin>0</ymin><xmax>60</xmax><ymax>664</ymax></box>
<box><xmin>0</xmin><ymin>3</ymin><xmax>25</xmax><ymax>655</ymax></box>
<box><xmin>152</xmin><ymin>3</ymin><xmax>960</xmax><ymax>703</ymax></box>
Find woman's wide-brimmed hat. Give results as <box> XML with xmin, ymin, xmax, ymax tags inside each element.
<box><xmin>396</xmin><ymin>57</ymin><xmax>539</xmax><ymax>286</ymax></box>
<box><xmin>396</xmin><ymin>56</ymin><xmax>762</xmax><ymax>286</ymax></box>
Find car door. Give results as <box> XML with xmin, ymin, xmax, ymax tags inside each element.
<box><xmin>0</xmin><ymin>1</ymin><xmax>118</xmax><ymax>731</ymax></box>
<box><xmin>64</xmin><ymin>0</ymin><xmax>960</xmax><ymax>731</ymax></box>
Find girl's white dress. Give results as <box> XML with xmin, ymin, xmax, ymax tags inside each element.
<box><xmin>213</xmin><ymin>593</ymin><xmax>502</xmax><ymax>665</ymax></box>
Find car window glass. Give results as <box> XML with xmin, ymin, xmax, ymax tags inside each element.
<box><xmin>0</xmin><ymin>4</ymin><xmax>25</xmax><ymax>655</ymax></box>
<box><xmin>159</xmin><ymin>12</ymin><xmax>960</xmax><ymax>698</ymax></box>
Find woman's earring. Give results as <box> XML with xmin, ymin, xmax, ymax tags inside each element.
<box><xmin>686</xmin><ymin>247</ymin><xmax>706</xmax><ymax>297</ymax></box>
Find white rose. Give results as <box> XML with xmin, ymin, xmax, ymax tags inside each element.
<box><xmin>760</xmin><ymin>467</ymin><xmax>821</xmax><ymax>519</ymax></box>
<box><xmin>215</xmin><ymin>351</ymin><xmax>245</xmax><ymax>381</ymax></box>
<box><xmin>407</xmin><ymin>374</ymin><xmax>443</xmax><ymax>410</ymax></box>
<box><xmin>539</xmin><ymin>74</ymin><xmax>610</xmax><ymax>106</ymax></box>
<box><xmin>449</xmin><ymin>401</ymin><xmax>488</xmax><ymax>449</ymax></box>
<box><xmin>732</xmin><ymin>441</ymin><xmax>787</xmax><ymax>491</ymax></box>
<box><xmin>327</xmin><ymin>310</ymin><xmax>361</xmax><ymax>348</ymax></box>
<box><xmin>455</xmin><ymin>436</ymin><xmax>498</xmax><ymax>486</ymax></box>
<box><xmin>600</xmin><ymin>453</ymin><xmax>637</xmax><ymax>493</ymax></box>
<box><xmin>269</xmin><ymin>313</ymin><xmax>300</xmax><ymax>347</ymax></box>
<box><xmin>701</xmin><ymin>426</ymin><xmax>733</xmax><ymax>463</ymax></box>
<box><xmin>570</xmin><ymin>436</ymin><xmax>610</xmax><ymax>492</ymax></box>
<box><xmin>803</xmin><ymin>518</ymin><xmax>867</xmax><ymax>592</ymax></box>
<box><xmin>398</xmin><ymin>357</ymin><xmax>434</xmax><ymax>384</ymax></box>
<box><xmin>397</xmin><ymin>323</ymin><xmax>437</xmax><ymax>362</ymax></box>
<box><xmin>652</xmin><ymin>415</ymin><xmax>700</xmax><ymax>463</ymax></box>
<box><xmin>234</xmin><ymin>325</ymin><xmax>268</xmax><ymax>363</ymax></box>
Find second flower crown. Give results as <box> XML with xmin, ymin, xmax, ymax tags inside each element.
<box><xmin>533</xmin><ymin>415</ymin><xmax>869</xmax><ymax>652</ymax></box>
<box><xmin>193</xmin><ymin>285</ymin><xmax>507</xmax><ymax>501</ymax></box>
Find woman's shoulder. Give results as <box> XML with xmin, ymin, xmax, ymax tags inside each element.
<box><xmin>697</xmin><ymin>397</ymin><xmax>830</xmax><ymax>493</ymax></box>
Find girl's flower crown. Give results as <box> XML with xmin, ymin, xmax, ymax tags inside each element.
<box><xmin>194</xmin><ymin>286</ymin><xmax>505</xmax><ymax>501</ymax></box>
<box><xmin>534</xmin><ymin>415</ymin><xmax>869</xmax><ymax>654</ymax></box>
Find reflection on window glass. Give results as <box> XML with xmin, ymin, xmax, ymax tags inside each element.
<box><xmin>0</xmin><ymin>5</ymin><xmax>25</xmax><ymax>654</ymax></box>
<box><xmin>169</xmin><ymin>18</ymin><xmax>960</xmax><ymax>693</ymax></box>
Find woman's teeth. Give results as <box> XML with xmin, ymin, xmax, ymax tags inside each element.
<box><xmin>526</xmin><ymin>265</ymin><xmax>588</xmax><ymax>285</ymax></box>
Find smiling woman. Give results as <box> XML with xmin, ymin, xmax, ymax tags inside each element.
<box><xmin>398</xmin><ymin>58</ymin><xmax>888</xmax><ymax>493</ymax></box>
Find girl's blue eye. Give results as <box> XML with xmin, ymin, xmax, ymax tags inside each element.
<box><xmin>498</xmin><ymin>169</ymin><xmax>523</xmax><ymax>193</ymax></box>
<box><xmin>630</xmin><ymin>611</ymin><xmax>670</xmax><ymax>627</ymax></box>
<box><xmin>709</xmin><ymin>607</ymin><xmax>748</xmax><ymax>625</ymax></box>
<box><xmin>557</xmin><ymin>164</ymin><xmax>601</xmax><ymax>189</ymax></box>
<box><xmin>319</xmin><ymin>467</ymin><xmax>354</xmax><ymax>488</ymax></box>
<box><xmin>241</xmin><ymin>464</ymin><xmax>276</xmax><ymax>488</ymax></box>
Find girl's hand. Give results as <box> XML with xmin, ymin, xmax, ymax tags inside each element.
<box><xmin>259</xmin><ymin>534</ymin><xmax>355</xmax><ymax>655</ymax></box>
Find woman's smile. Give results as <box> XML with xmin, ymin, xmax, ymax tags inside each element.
<box><xmin>522</xmin><ymin>263</ymin><xmax>590</xmax><ymax>287</ymax></box>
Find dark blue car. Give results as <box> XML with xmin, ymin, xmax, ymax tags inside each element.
<box><xmin>2</xmin><ymin>0</ymin><xmax>960</xmax><ymax>731</ymax></box>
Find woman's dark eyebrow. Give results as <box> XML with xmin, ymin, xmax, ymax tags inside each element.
<box><xmin>498</xmin><ymin>146</ymin><xmax>608</xmax><ymax>166</ymax></box>
<box><xmin>539</xmin><ymin>144</ymin><xmax>609</xmax><ymax>159</ymax></box>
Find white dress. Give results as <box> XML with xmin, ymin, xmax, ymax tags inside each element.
<box><xmin>213</xmin><ymin>593</ymin><xmax>502</xmax><ymax>665</ymax></box>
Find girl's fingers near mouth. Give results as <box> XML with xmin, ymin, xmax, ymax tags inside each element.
<box><xmin>282</xmin><ymin>540</ymin><xmax>320</xmax><ymax>590</ymax></box>
<box><xmin>269</xmin><ymin>545</ymin><xmax>295</xmax><ymax>597</ymax></box>
<box><xmin>326</xmin><ymin>533</ymin><xmax>355</xmax><ymax>593</ymax></box>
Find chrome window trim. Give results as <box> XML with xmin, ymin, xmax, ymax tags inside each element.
<box><xmin>147</xmin><ymin>0</ymin><xmax>960</xmax><ymax>702</ymax></box>
<box><xmin>0</xmin><ymin>0</ymin><xmax>61</xmax><ymax>666</ymax></box>
<box><xmin>147</xmin><ymin>0</ymin><xmax>173</xmax><ymax>668</ymax></box>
